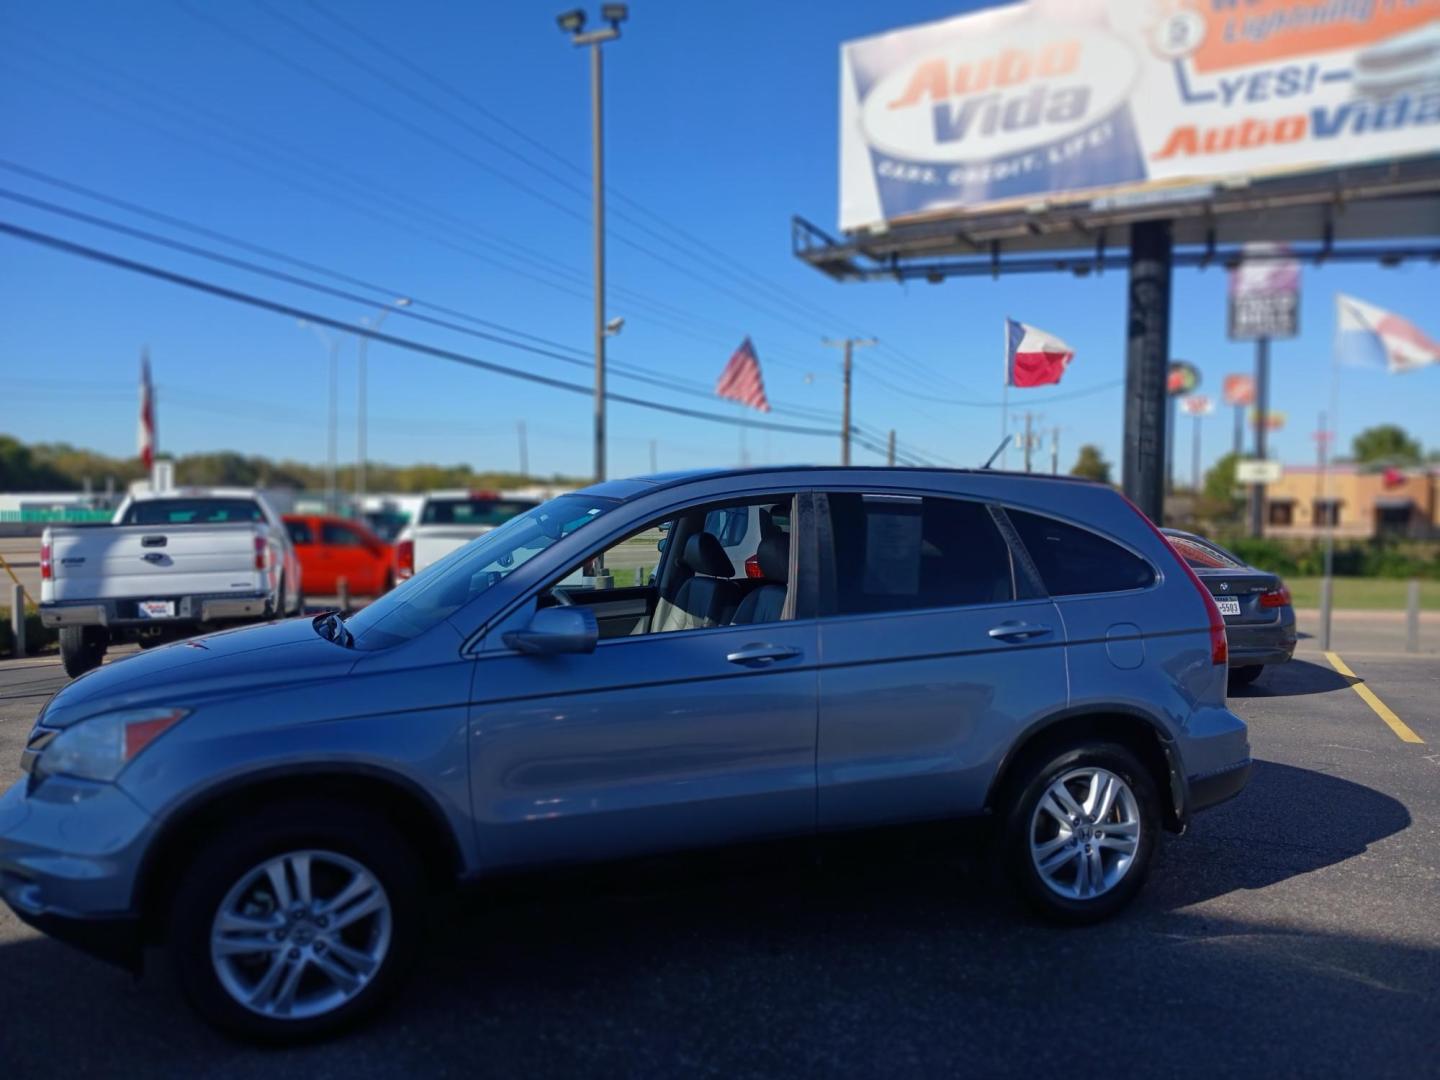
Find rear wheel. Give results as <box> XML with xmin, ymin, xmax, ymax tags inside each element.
<box><xmin>168</xmin><ymin>800</ymin><xmax>423</xmax><ymax>1043</ymax></box>
<box><xmin>58</xmin><ymin>625</ymin><xmax>107</xmax><ymax>677</ymax></box>
<box><xmin>1228</xmin><ymin>665</ymin><xmax>1264</xmax><ymax>689</ymax></box>
<box><xmin>1001</xmin><ymin>742</ymin><xmax>1159</xmax><ymax>924</ymax></box>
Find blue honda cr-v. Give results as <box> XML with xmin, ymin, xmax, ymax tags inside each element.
<box><xmin>1</xmin><ymin>467</ymin><xmax>1250</xmax><ymax>1040</ymax></box>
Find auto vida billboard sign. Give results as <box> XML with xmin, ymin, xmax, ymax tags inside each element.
<box><xmin>839</xmin><ymin>0</ymin><xmax>1440</xmax><ymax>231</ymax></box>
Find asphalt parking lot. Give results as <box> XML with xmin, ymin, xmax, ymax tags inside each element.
<box><xmin>0</xmin><ymin>627</ymin><xmax>1436</xmax><ymax>1077</ymax></box>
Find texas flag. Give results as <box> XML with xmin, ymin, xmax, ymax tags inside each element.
<box><xmin>1005</xmin><ymin>318</ymin><xmax>1074</xmax><ymax>388</ymax></box>
<box><xmin>1335</xmin><ymin>294</ymin><xmax>1440</xmax><ymax>374</ymax></box>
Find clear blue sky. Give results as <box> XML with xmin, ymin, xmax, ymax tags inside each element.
<box><xmin>1</xmin><ymin>0</ymin><xmax>1435</xmax><ymax>481</ymax></box>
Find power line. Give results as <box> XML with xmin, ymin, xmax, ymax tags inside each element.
<box><xmin>0</xmin><ymin>220</ymin><xmax>852</xmax><ymax>439</ymax></box>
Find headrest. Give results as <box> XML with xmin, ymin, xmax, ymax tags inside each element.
<box><xmin>756</xmin><ymin>534</ymin><xmax>789</xmax><ymax>583</ymax></box>
<box><xmin>683</xmin><ymin>532</ymin><xmax>735</xmax><ymax>578</ymax></box>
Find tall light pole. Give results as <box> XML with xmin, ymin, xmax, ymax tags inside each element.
<box><xmin>299</xmin><ymin>320</ymin><xmax>340</xmax><ymax>513</ymax></box>
<box><xmin>357</xmin><ymin>297</ymin><xmax>411</xmax><ymax>505</ymax></box>
<box><xmin>821</xmin><ymin>336</ymin><xmax>877</xmax><ymax>466</ymax></box>
<box><xmin>558</xmin><ymin>5</ymin><xmax>627</xmax><ymax>483</ymax></box>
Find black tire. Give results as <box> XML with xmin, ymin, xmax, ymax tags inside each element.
<box><xmin>58</xmin><ymin>625</ymin><xmax>106</xmax><ymax>678</ymax></box>
<box><xmin>168</xmin><ymin>799</ymin><xmax>424</xmax><ymax>1043</ymax></box>
<box><xmin>1228</xmin><ymin>665</ymin><xmax>1264</xmax><ymax>689</ymax></box>
<box><xmin>1001</xmin><ymin>742</ymin><xmax>1160</xmax><ymax>925</ymax></box>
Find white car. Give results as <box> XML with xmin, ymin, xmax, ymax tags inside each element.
<box><xmin>39</xmin><ymin>488</ymin><xmax>303</xmax><ymax>676</ymax></box>
<box><xmin>394</xmin><ymin>490</ymin><xmax>541</xmax><ymax>579</ymax></box>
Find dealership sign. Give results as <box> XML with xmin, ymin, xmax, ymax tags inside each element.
<box><xmin>1229</xmin><ymin>243</ymin><xmax>1300</xmax><ymax>339</ymax></box>
<box><xmin>839</xmin><ymin>1</ymin><xmax>1440</xmax><ymax>231</ymax></box>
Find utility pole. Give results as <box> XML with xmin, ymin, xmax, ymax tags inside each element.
<box><xmin>356</xmin><ymin>297</ymin><xmax>410</xmax><ymax>505</ymax></box>
<box><xmin>1248</xmin><ymin>336</ymin><xmax>1270</xmax><ymax>537</ymax></box>
<box><xmin>517</xmin><ymin>420</ymin><xmax>529</xmax><ymax>478</ymax></box>
<box><xmin>822</xmin><ymin>336</ymin><xmax>877</xmax><ymax>466</ymax></box>
<box><xmin>558</xmin><ymin>6</ymin><xmax>627</xmax><ymax>484</ymax></box>
<box><xmin>887</xmin><ymin>429</ymin><xmax>896</xmax><ymax>466</ymax></box>
<box><xmin>1051</xmin><ymin>426</ymin><xmax>1060</xmax><ymax>475</ymax></box>
<box><xmin>1023</xmin><ymin>412</ymin><xmax>1034</xmax><ymax>473</ymax></box>
<box><xmin>649</xmin><ymin>438</ymin><xmax>657</xmax><ymax>474</ymax></box>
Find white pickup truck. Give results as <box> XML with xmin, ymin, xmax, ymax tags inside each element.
<box><xmin>394</xmin><ymin>490</ymin><xmax>541</xmax><ymax>580</ymax></box>
<box><xmin>39</xmin><ymin>488</ymin><xmax>303</xmax><ymax>676</ymax></box>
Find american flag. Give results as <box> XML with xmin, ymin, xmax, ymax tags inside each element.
<box><xmin>138</xmin><ymin>350</ymin><xmax>155</xmax><ymax>470</ymax></box>
<box><xmin>715</xmin><ymin>337</ymin><xmax>770</xmax><ymax>412</ymax></box>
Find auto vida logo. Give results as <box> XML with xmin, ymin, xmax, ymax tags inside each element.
<box><xmin>860</xmin><ymin>26</ymin><xmax>1139</xmax><ymax>163</ymax></box>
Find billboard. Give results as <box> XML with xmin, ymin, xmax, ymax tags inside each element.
<box><xmin>839</xmin><ymin>0</ymin><xmax>1440</xmax><ymax>232</ymax></box>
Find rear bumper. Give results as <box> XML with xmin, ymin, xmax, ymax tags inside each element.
<box><xmin>40</xmin><ymin>593</ymin><xmax>271</xmax><ymax>629</ymax></box>
<box><xmin>1226</xmin><ymin>611</ymin><xmax>1296</xmax><ymax>667</ymax></box>
<box><xmin>1188</xmin><ymin>759</ymin><xmax>1252</xmax><ymax>814</ymax></box>
<box><xmin>1177</xmin><ymin>705</ymin><xmax>1252</xmax><ymax>822</ymax></box>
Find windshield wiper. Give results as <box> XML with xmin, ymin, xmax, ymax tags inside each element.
<box><xmin>312</xmin><ymin>610</ymin><xmax>354</xmax><ymax>648</ymax></box>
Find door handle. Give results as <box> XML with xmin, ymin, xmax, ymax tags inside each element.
<box><xmin>987</xmin><ymin>622</ymin><xmax>1052</xmax><ymax>641</ymax></box>
<box><xmin>726</xmin><ymin>643</ymin><xmax>802</xmax><ymax>667</ymax></box>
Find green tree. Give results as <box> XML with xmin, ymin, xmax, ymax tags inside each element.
<box><xmin>1352</xmin><ymin>424</ymin><xmax>1422</xmax><ymax>466</ymax></box>
<box><xmin>1203</xmin><ymin>452</ymin><xmax>1240</xmax><ymax>502</ymax></box>
<box><xmin>1069</xmin><ymin>444</ymin><xmax>1112</xmax><ymax>484</ymax></box>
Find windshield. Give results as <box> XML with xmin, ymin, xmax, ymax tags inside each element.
<box><xmin>420</xmin><ymin>497</ymin><xmax>538</xmax><ymax>527</ymax></box>
<box><xmin>121</xmin><ymin>498</ymin><xmax>264</xmax><ymax>525</ymax></box>
<box><xmin>345</xmin><ymin>493</ymin><xmax>618</xmax><ymax>648</ymax></box>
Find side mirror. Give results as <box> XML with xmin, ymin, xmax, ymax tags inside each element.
<box><xmin>502</xmin><ymin>605</ymin><xmax>598</xmax><ymax>656</ymax></box>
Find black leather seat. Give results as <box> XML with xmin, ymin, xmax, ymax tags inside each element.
<box><xmin>731</xmin><ymin>534</ymin><xmax>788</xmax><ymax>625</ymax></box>
<box><xmin>652</xmin><ymin>532</ymin><xmax>741</xmax><ymax>632</ymax></box>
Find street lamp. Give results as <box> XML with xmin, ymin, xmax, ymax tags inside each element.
<box><xmin>298</xmin><ymin>320</ymin><xmax>340</xmax><ymax>513</ymax></box>
<box><xmin>356</xmin><ymin>296</ymin><xmax>411</xmax><ymax>505</ymax></box>
<box><xmin>557</xmin><ymin>4</ymin><xmax>627</xmax><ymax>483</ymax></box>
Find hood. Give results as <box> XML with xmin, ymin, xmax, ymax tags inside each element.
<box><xmin>41</xmin><ymin>617</ymin><xmax>358</xmax><ymax>727</ymax></box>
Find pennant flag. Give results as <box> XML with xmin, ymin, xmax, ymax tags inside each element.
<box><xmin>1005</xmin><ymin>318</ymin><xmax>1074</xmax><ymax>388</ymax></box>
<box><xmin>138</xmin><ymin>350</ymin><xmax>156</xmax><ymax>470</ymax></box>
<box><xmin>715</xmin><ymin>337</ymin><xmax>771</xmax><ymax>412</ymax></box>
<box><xmin>1336</xmin><ymin>294</ymin><xmax>1440</xmax><ymax>373</ymax></box>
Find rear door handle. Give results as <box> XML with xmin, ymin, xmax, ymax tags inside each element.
<box><xmin>987</xmin><ymin>622</ymin><xmax>1052</xmax><ymax>641</ymax></box>
<box><xmin>726</xmin><ymin>643</ymin><xmax>802</xmax><ymax>667</ymax></box>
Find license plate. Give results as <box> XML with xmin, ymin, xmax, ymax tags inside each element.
<box><xmin>138</xmin><ymin>600</ymin><xmax>176</xmax><ymax>619</ymax></box>
<box><xmin>1216</xmin><ymin>598</ymin><xmax>1241</xmax><ymax>616</ymax></box>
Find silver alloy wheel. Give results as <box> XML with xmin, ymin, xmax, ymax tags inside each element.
<box><xmin>210</xmin><ymin>849</ymin><xmax>392</xmax><ymax>1020</ymax></box>
<box><xmin>1028</xmin><ymin>767</ymin><xmax>1142</xmax><ymax>901</ymax></box>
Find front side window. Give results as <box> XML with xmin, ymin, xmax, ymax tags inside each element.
<box><xmin>1008</xmin><ymin>509</ymin><xmax>1155</xmax><ymax>596</ymax></box>
<box><xmin>345</xmin><ymin>494</ymin><xmax>617</xmax><ymax>648</ymax></box>
<box><xmin>823</xmin><ymin>494</ymin><xmax>1015</xmax><ymax>615</ymax></box>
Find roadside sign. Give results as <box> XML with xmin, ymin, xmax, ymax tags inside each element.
<box><xmin>1223</xmin><ymin>374</ymin><xmax>1255</xmax><ymax>407</ymax></box>
<box><xmin>1166</xmin><ymin>361</ymin><xmax>1200</xmax><ymax>396</ymax></box>
<box><xmin>1229</xmin><ymin>244</ymin><xmax>1300</xmax><ymax>340</ymax></box>
<box><xmin>1248</xmin><ymin>409</ymin><xmax>1287</xmax><ymax>431</ymax></box>
<box><xmin>1180</xmin><ymin>395</ymin><xmax>1214</xmax><ymax>416</ymax></box>
<box><xmin>1236</xmin><ymin>460</ymin><xmax>1283</xmax><ymax>484</ymax></box>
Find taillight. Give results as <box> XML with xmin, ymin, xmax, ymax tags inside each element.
<box><xmin>744</xmin><ymin>554</ymin><xmax>764</xmax><ymax>579</ymax></box>
<box><xmin>397</xmin><ymin>539</ymin><xmax>414</xmax><ymax>579</ymax></box>
<box><xmin>254</xmin><ymin>536</ymin><xmax>269</xmax><ymax>571</ymax></box>
<box><xmin>40</xmin><ymin>540</ymin><xmax>52</xmax><ymax>581</ymax></box>
<box><xmin>1121</xmin><ymin>496</ymin><xmax>1228</xmax><ymax>666</ymax></box>
<box><xmin>1260</xmin><ymin>585</ymin><xmax>1291</xmax><ymax>609</ymax></box>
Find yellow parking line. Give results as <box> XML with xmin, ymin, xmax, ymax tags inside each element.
<box><xmin>1324</xmin><ymin>651</ymin><xmax>1425</xmax><ymax>745</ymax></box>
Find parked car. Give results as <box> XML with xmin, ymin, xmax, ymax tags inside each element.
<box><xmin>1162</xmin><ymin>528</ymin><xmax>1296</xmax><ymax>688</ymax></box>
<box><xmin>38</xmin><ymin>488</ymin><xmax>303</xmax><ymax>676</ymax></box>
<box><xmin>393</xmin><ymin>490</ymin><xmax>541</xmax><ymax>580</ymax></box>
<box><xmin>3</xmin><ymin>468</ymin><xmax>1249</xmax><ymax>1041</ymax></box>
<box><xmin>284</xmin><ymin>514</ymin><xmax>394</xmax><ymax>599</ymax></box>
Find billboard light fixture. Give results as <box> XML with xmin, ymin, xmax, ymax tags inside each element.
<box><xmin>556</xmin><ymin>8</ymin><xmax>586</xmax><ymax>32</ymax></box>
<box><xmin>601</xmin><ymin>3</ymin><xmax>629</xmax><ymax>24</ymax></box>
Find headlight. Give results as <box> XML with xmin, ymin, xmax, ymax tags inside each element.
<box><xmin>34</xmin><ymin>707</ymin><xmax>188</xmax><ymax>782</ymax></box>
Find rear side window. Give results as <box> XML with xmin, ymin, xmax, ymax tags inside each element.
<box><xmin>825</xmin><ymin>494</ymin><xmax>1014</xmax><ymax>615</ymax></box>
<box><xmin>286</xmin><ymin>520</ymin><xmax>314</xmax><ymax>545</ymax></box>
<box><xmin>1008</xmin><ymin>509</ymin><xmax>1155</xmax><ymax>596</ymax></box>
<box><xmin>321</xmin><ymin>523</ymin><xmax>367</xmax><ymax>547</ymax></box>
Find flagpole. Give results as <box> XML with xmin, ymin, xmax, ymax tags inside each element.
<box><xmin>1320</xmin><ymin>312</ymin><xmax>1339</xmax><ymax>652</ymax></box>
<box><xmin>1001</xmin><ymin>319</ymin><xmax>1010</xmax><ymax>470</ymax></box>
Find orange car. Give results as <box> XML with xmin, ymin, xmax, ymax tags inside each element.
<box><xmin>283</xmin><ymin>514</ymin><xmax>395</xmax><ymax>598</ymax></box>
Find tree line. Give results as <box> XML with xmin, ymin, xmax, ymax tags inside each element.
<box><xmin>0</xmin><ymin>435</ymin><xmax>585</xmax><ymax>494</ymax></box>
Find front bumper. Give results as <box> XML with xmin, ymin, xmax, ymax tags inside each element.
<box><xmin>0</xmin><ymin>777</ymin><xmax>154</xmax><ymax>970</ymax></box>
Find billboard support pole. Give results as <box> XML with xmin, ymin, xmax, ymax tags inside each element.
<box><xmin>1122</xmin><ymin>220</ymin><xmax>1172</xmax><ymax>523</ymax></box>
<box><xmin>1233</xmin><ymin>403</ymin><xmax>1243</xmax><ymax>458</ymax></box>
<box><xmin>1248</xmin><ymin>336</ymin><xmax>1270</xmax><ymax>537</ymax></box>
<box><xmin>1165</xmin><ymin>394</ymin><xmax>1176</xmax><ymax>496</ymax></box>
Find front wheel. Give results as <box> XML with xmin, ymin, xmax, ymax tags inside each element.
<box><xmin>168</xmin><ymin>801</ymin><xmax>423</xmax><ymax>1042</ymax></box>
<box><xmin>58</xmin><ymin>625</ymin><xmax>107</xmax><ymax>677</ymax></box>
<box><xmin>1002</xmin><ymin>743</ymin><xmax>1159</xmax><ymax>924</ymax></box>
